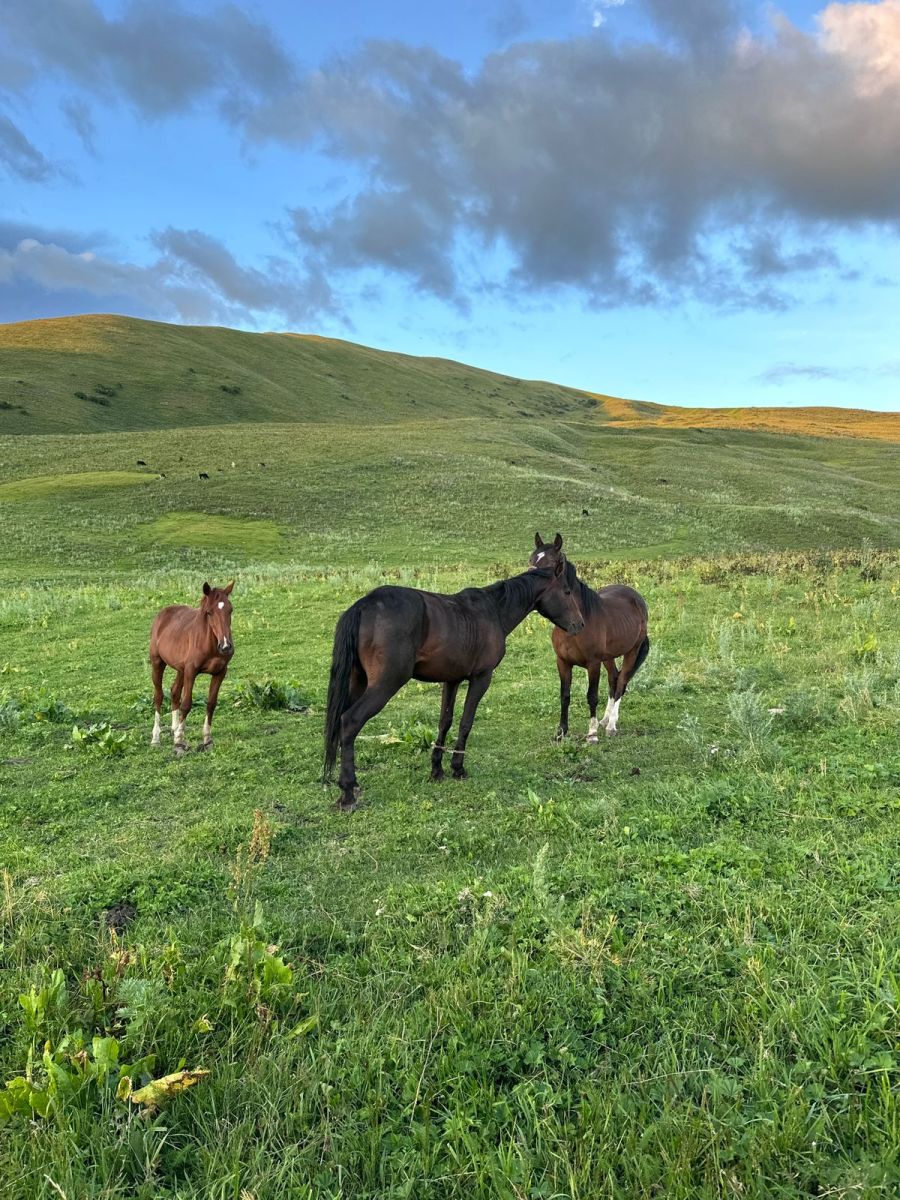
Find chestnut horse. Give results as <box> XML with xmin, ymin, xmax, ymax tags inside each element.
<box><xmin>529</xmin><ymin>534</ymin><xmax>649</xmax><ymax>741</ymax></box>
<box><xmin>149</xmin><ymin>581</ymin><xmax>234</xmax><ymax>752</ymax></box>
<box><xmin>324</xmin><ymin>559</ymin><xmax>584</xmax><ymax>810</ymax></box>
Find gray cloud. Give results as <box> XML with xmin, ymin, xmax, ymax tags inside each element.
<box><xmin>0</xmin><ymin>110</ymin><xmax>56</xmax><ymax>181</ymax></box>
<box><xmin>0</xmin><ymin>228</ymin><xmax>336</xmax><ymax>327</ymax></box>
<box><xmin>757</xmin><ymin>359</ymin><xmax>900</xmax><ymax>385</ymax></box>
<box><xmin>640</xmin><ymin>0</ymin><xmax>744</xmax><ymax>52</ymax></box>
<box><xmin>250</xmin><ymin>3</ymin><xmax>900</xmax><ymax>307</ymax></box>
<box><xmin>0</xmin><ymin>0</ymin><xmax>294</xmax><ymax>119</ymax></box>
<box><xmin>3</xmin><ymin>1</ymin><xmax>900</xmax><ymax>316</ymax></box>
<box><xmin>61</xmin><ymin>96</ymin><xmax>97</xmax><ymax>155</ymax></box>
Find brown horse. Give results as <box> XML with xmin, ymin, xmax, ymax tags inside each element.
<box><xmin>149</xmin><ymin>581</ymin><xmax>234</xmax><ymax>752</ymax></box>
<box><xmin>324</xmin><ymin>559</ymin><xmax>584</xmax><ymax>810</ymax></box>
<box><xmin>529</xmin><ymin>534</ymin><xmax>649</xmax><ymax>741</ymax></box>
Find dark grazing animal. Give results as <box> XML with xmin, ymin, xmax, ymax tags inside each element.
<box><xmin>324</xmin><ymin>559</ymin><xmax>584</xmax><ymax>810</ymax></box>
<box><xmin>136</xmin><ymin>459</ymin><xmax>147</xmax><ymax>466</ymax></box>
<box><xmin>529</xmin><ymin>533</ymin><xmax>649</xmax><ymax>741</ymax></box>
<box><xmin>199</xmin><ymin>472</ymin><xmax>209</xmax><ymax>479</ymax></box>
<box><xmin>149</xmin><ymin>582</ymin><xmax>234</xmax><ymax>753</ymax></box>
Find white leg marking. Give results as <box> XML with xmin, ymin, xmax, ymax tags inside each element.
<box><xmin>599</xmin><ymin>697</ymin><xmax>613</xmax><ymax>728</ymax></box>
<box><xmin>174</xmin><ymin>714</ymin><xmax>186</xmax><ymax>745</ymax></box>
<box><xmin>587</xmin><ymin>716</ymin><xmax>600</xmax><ymax>744</ymax></box>
<box><xmin>151</xmin><ymin>712</ymin><xmax>161</xmax><ymax>746</ymax></box>
<box><xmin>202</xmin><ymin>716</ymin><xmax>212</xmax><ymax>744</ymax></box>
<box><xmin>171</xmin><ymin>708</ymin><xmax>180</xmax><ymax>734</ymax></box>
<box><xmin>605</xmin><ymin>698</ymin><xmax>621</xmax><ymax>735</ymax></box>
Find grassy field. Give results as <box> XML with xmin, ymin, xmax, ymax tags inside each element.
<box><xmin>1</xmin><ymin>318</ymin><xmax>899</xmax><ymax>1197</ymax></box>
<box><xmin>1</xmin><ymin>551</ymin><xmax>898</xmax><ymax>1198</ymax></box>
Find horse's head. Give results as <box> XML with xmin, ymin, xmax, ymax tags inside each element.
<box><xmin>530</xmin><ymin>537</ymin><xmax>584</xmax><ymax>634</ymax></box>
<box><xmin>201</xmin><ymin>581</ymin><xmax>235</xmax><ymax>655</ymax></box>
<box><xmin>529</xmin><ymin>531</ymin><xmax>565</xmax><ymax>573</ymax></box>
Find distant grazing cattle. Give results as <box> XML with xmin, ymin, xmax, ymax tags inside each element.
<box><xmin>199</xmin><ymin>472</ymin><xmax>209</xmax><ymax>480</ymax></box>
<box><xmin>136</xmin><ymin>459</ymin><xmax>146</xmax><ymax>466</ymax></box>
<box><xmin>582</xmin><ymin>508</ymin><xmax>589</xmax><ymax>516</ymax></box>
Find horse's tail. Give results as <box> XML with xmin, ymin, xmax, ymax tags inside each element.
<box><xmin>632</xmin><ymin>635</ymin><xmax>651</xmax><ymax>677</ymax></box>
<box><xmin>323</xmin><ymin>602</ymin><xmax>362</xmax><ymax>781</ymax></box>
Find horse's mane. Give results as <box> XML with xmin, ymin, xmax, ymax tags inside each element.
<box><xmin>482</xmin><ymin>569</ymin><xmax>545</xmax><ymax>616</ymax></box>
<box><xmin>565</xmin><ymin>558</ymin><xmax>602</xmax><ymax>614</ymax></box>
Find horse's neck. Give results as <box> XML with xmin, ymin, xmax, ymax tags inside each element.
<box><xmin>491</xmin><ymin>573</ymin><xmax>543</xmax><ymax>636</ymax></box>
<box><xmin>189</xmin><ymin>607</ymin><xmax>213</xmax><ymax>645</ymax></box>
<box><xmin>575</xmin><ymin>573</ymin><xmax>600</xmax><ymax>615</ymax></box>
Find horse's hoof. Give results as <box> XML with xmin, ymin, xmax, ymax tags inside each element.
<box><xmin>586</xmin><ymin>734</ymin><xmax>599</xmax><ymax>745</ymax></box>
<box><xmin>605</xmin><ymin>727</ymin><xmax>618</xmax><ymax>738</ymax></box>
<box><xmin>174</xmin><ymin>742</ymin><xmax>188</xmax><ymax>757</ymax></box>
<box><xmin>430</xmin><ymin>769</ymin><xmax>445</xmax><ymax>782</ymax></box>
<box><xmin>554</xmin><ymin>729</ymin><xmax>568</xmax><ymax>743</ymax></box>
<box><xmin>150</xmin><ymin>738</ymin><xmax>161</xmax><ymax>748</ymax></box>
<box><xmin>198</xmin><ymin>739</ymin><xmax>213</xmax><ymax>752</ymax></box>
<box><xmin>452</xmin><ymin>769</ymin><xmax>468</xmax><ymax>781</ymax></box>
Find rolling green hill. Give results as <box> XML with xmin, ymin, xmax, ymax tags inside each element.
<box><xmin>2</xmin><ymin>314</ymin><xmax>899</xmax><ymax>441</ymax></box>
<box><xmin>0</xmin><ymin>314</ymin><xmax>602</xmax><ymax>435</ymax></box>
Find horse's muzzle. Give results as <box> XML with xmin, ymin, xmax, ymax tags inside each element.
<box><xmin>218</xmin><ymin>640</ymin><xmax>233</xmax><ymax>654</ymax></box>
<box><xmin>566</xmin><ymin>619</ymin><xmax>585</xmax><ymax>634</ymax></box>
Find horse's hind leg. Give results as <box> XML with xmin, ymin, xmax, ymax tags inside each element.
<box><xmin>599</xmin><ymin>659</ymin><xmax>619</xmax><ymax>733</ymax></box>
<box><xmin>586</xmin><ymin>663</ymin><xmax>602</xmax><ymax>743</ymax></box>
<box><xmin>338</xmin><ymin>671</ymin><xmax>408</xmax><ymax>810</ymax></box>
<box><xmin>174</xmin><ymin>668</ymin><xmax>197</xmax><ymax>753</ymax></box>
<box><xmin>151</xmin><ymin>657</ymin><xmax>165</xmax><ymax>746</ymax></box>
<box><xmin>605</xmin><ymin>646</ymin><xmax>644</xmax><ymax>736</ymax></box>
<box><xmin>170</xmin><ymin>670</ymin><xmax>185</xmax><ymax>736</ymax></box>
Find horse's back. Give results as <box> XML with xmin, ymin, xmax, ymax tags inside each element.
<box><xmin>597</xmin><ymin>583</ymin><xmax>648</xmax><ymax>618</ymax></box>
<box><xmin>149</xmin><ymin>605</ymin><xmax>198</xmax><ymax>661</ymax></box>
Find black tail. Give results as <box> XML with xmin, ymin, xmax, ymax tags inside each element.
<box><xmin>323</xmin><ymin>602</ymin><xmax>362</xmax><ymax>781</ymax></box>
<box><xmin>633</xmin><ymin>635</ymin><xmax>650</xmax><ymax>676</ymax></box>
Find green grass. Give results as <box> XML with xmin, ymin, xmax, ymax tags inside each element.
<box><xmin>1</xmin><ymin>324</ymin><xmax>898</xmax><ymax>1197</ymax></box>
<box><xmin>138</xmin><ymin>512</ymin><xmax>285</xmax><ymax>556</ymax></box>
<box><xmin>1</xmin><ymin>552</ymin><xmax>898</xmax><ymax>1198</ymax></box>
<box><xmin>0</xmin><ymin>417</ymin><xmax>898</xmax><ymax>581</ymax></box>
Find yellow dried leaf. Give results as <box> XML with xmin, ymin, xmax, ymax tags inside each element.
<box><xmin>129</xmin><ymin>1068</ymin><xmax>209</xmax><ymax>1111</ymax></box>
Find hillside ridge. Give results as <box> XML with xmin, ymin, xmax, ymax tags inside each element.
<box><xmin>1</xmin><ymin>313</ymin><xmax>898</xmax><ymax>441</ymax></box>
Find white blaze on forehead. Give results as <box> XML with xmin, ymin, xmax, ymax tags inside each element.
<box><xmin>535</xmin><ymin>552</ymin><xmax>545</xmax><ymax>562</ymax></box>
<box><xmin>218</xmin><ymin>601</ymin><xmax>225</xmax><ymax>609</ymax></box>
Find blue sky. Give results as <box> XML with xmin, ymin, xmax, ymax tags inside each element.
<box><xmin>2</xmin><ymin>0</ymin><xmax>899</xmax><ymax>411</ymax></box>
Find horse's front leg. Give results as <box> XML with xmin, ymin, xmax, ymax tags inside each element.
<box><xmin>556</xmin><ymin>657</ymin><xmax>572</xmax><ymax>741</ymax></box>
<box><xmin>431</xmin><ymin>680</ymin><xmax>460</xmax><ymax>780</ymax></box>
<box><xmin>200</xmin><ymin>671</ymin><xmax>225</xmax><ymax>749</ymax></box>
<box><xmin>450</xmin><ymin>671</ymin><xmax>493</xmax><ymax>779</ymax></box>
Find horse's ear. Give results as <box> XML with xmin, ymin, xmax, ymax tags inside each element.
<box><xmin>534</xmin><ymin>531</ymin><xmax>543</xmax><ymax>548</ymax></box>
<box><xmin>224</xmin><ymin>580</ymin><xmax>234</xmax><ymax>595</ymax></box>
<box><xmin>202</xmin><ymin>581</ymin><xmax>211</xmax><ymax>596</ymax></box>
<box><xmin>554</xmin><ymin>554</ymin><xmax>566</xmax><ymax>577</ymax></box>
<box><xmin>553</xmin><ymin>533</ymin><xmax>563</xmax><ymax>550</ymax></box>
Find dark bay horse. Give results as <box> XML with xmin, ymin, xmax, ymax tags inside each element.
<box><xmin>529</xmin><ymin>534</ymin><xmax>649</xmax><ymax>741</ymax></box>
<box><xmin>149</xmin><ymin>581</ymin><xmax>234</xmax><ymax>752</ymax></box>
<box><xmin>324</xmin><ymin>559</ymin><xmax>584</xmax><ymax>810</ymax></box>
